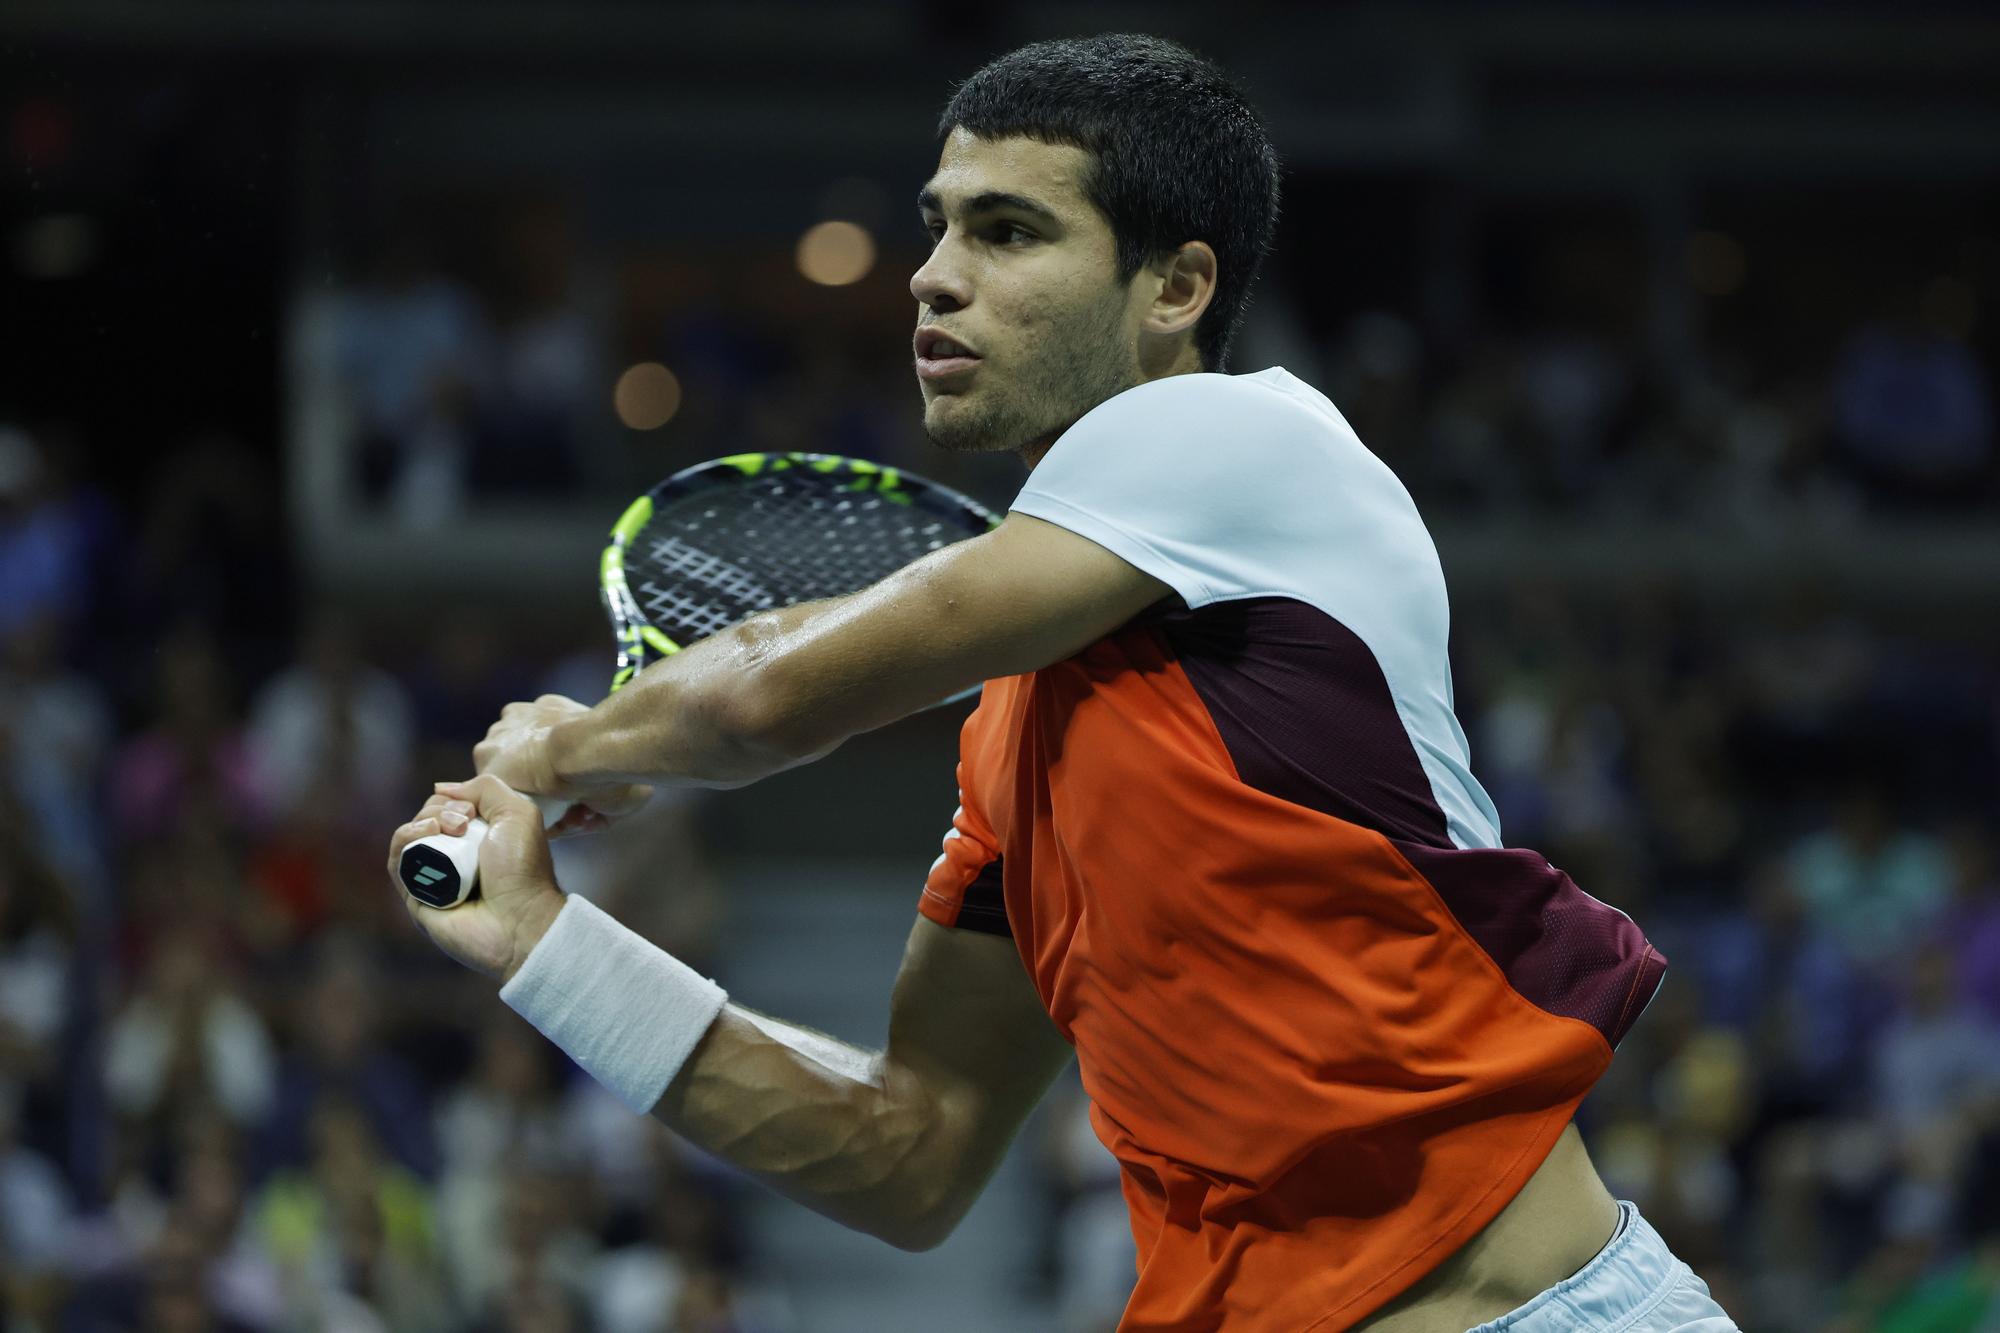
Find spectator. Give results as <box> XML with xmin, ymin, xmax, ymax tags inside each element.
<box><xmin>586</xmin><ymin>1137</ymin><xmax>742</xmax><ymax>1333</ymax></box>
<box><xmin>185</xmin><ymin>1119</ymin><xmax>287</xmax><ymax>1329</ymax></box>
<box><xmin>1873</xmin><ymin>946</ymin><xmax>2000</xmax><ymax>1164</ymax></box>
<box><xmin>103</xmin><ymin>920</ymin><xmax>277</xmax><ymax>1134</ymax></box>
<box><xmin>0</xmin><ymin>1076</ymin><xmax>75</xmax><ymax>1324</ymax></box>
<box><xmin>1942</xmin><ymin>827</ymin><xmax>2000</xmax><ymax>1025</ymax></box>
<box><xmin>462</xmin><ymin>1166</ymin><xmax>601</xmax><ymax>1327</ymax></box>
<box><xmin>127</xmin><ymin>432</ymin><xmax>292</xmax><ymax>684</ymax></box>
<box><xmin>333</xmin><ymin>218</ymin><xmax>491</xmax><ymax>524</ymax></box>
<box><xmin>0</xmin><ymin>611</ymin><xmax>112</xmax><ymax>886</ymax></box>
<box><xmin>470</xmin><ymin>197</ymin><xmax>594</xmax><ymax>497</ymax></box>
<box><xmin>257</xmin><ymin>937</ymin><xmax>436</xmax><ymax>1185</ymax></box>
<box><xmin>434</xmin><ymin>1013</ymin><xmax>572</xmax><ymax>1311</ymax></box>
<box><xmin>1516</xmin><ymin>328</ymin><xmax>1634</xmax><ymax>503</ymax></box>
<box><xmin>1832</xmin><ymin>281</ymin><xmax>1996</xmax><ymax>509</ymax></box>
<box><xmin>1786</xmin><ymin>786</ymin><xmax>1953</xmax><ymax>968</ymax></box>
<box><xmin>407</xmin><ymin>611</ymin><xmax>537</xmax><ymax>780</ymax></box>
<box><xmin>244</xmin><ymin>613</ymin><xmax>415</xmax><ymax>835</ymax></box>
<box><xmin>0</xmin><ymin>816</ymin><xmax>79</xmax><ymax>1167</ymax></box>
<box><xmin>108</xmin><ymin>624</ymin><xmax>261</xmax><ymax>845</ymax></box>
<box><xmin>250</xmin><ymin>1094</ymin><xmax>445</xmax><ymax>1330</ymax></box>
<box><xmin>0</xmin><ymin>424</ymin><xmax>100</xmax><ymax>649</ymax></box>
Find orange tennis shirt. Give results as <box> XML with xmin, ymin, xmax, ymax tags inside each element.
<box><xmin>918</xmin><ymin>370</ymin><xmax>1667</xmax><ymax>1331</ymax></box>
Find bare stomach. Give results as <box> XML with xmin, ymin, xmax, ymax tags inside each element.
<box><xmin>1352</xmin><ymin>1124</ymin><xmax>1622</xmax><ymax>1333</ymax></box>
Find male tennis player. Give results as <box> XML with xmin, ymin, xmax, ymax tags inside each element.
<box><xmin>390</xmin><ymin>34</ymin><xmax>1736</xmax><ymax>1332</ymax></box>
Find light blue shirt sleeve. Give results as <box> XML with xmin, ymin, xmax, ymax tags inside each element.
<box><xmin>1008</xmin><ymin>368</ymin><xmax>1503</xmax><ymax>851</ymax></box>
<box><xmin>1012</xmin><ymin>372</ymin><xmax>1357</xmax><ymax>607</ymax></box>
<box><xmin>1012</xmin><ymin>370</ymin><xmax>1434</xmax><ymax>609</ymax></box>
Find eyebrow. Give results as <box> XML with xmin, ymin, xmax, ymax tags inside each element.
<box><xmin>916</xmin><ymin>187</ymin><xmax>1063</xmax><ymax>229</ymax></box>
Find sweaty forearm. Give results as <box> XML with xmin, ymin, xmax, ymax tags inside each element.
<box><xmin>652</xmin><ymin>1007</ymin><xmax>967</xmax><ymax>1250</ymax></box>
<box><xmin>546</xmin><ymin>606</ymin><xmax>827</xmax><ymax>788</ymax></box>
<box><xmin>498</xmin><ymin>895</ymin><xmax>974</xmax><ymax>1249</ymax></box>
<box><xmin>494</xmin><ymin>899</ymin><xmax>1065</xmax><ymax>1254</ymax></box>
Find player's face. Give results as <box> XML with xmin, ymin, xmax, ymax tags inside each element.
<box><xmin>912</xmin><ymin>130</ymin><xmax>1151</xmax><ymax>460</ymax></box>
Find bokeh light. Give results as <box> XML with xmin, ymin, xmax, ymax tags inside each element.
<box><xmin>796</xmin><ymin>219</ymin><xmax>875</xmax><ymax>286</ymax></box>
<box><xmin>613</xmin><ymin>362</ymin><xmax>682</xmax><ymax>430</ymax></box>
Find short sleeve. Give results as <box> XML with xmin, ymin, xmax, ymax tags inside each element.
<box><xmin>1010</xmin><ymin>371</ymin><xmax>1360</xmax><ymax>609</ymax></box>
<box><xmin>919</xmin><ymin>765</ymin><xmax>1011</xmax><ymax>937</ymax></box>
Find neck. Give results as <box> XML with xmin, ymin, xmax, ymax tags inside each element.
<box><xmin>1018</xmin><ymin>345</ymin><xmax>1210</xmax><ymax>470</ymax></box>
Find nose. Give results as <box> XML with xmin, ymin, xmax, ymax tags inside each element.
<box><xmin>910</xmin><ymin>238</ymin><xmax>970</xmax><ymax>313</ymax></box>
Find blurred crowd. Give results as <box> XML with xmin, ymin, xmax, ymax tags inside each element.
<box><xmin>0</xmin><ymin>418</ymin><xmax>768</xmax><ymax>1331</ymax></box>
<box><xmin>5</xmin><ymin>232</ymin><xmax>2000</xmax><ymax>1331</ymax></box>
<box><xmin>330</xmin><ymin>203</ymin><xmax>601</xmax><ymax>523</ymax></box>
<box><xmin>1311</xmin><ymin>281</ymin><xmax>1996</xmax><ymax>528</ymax></box>
<box><xmin>1453</xmin><ymin>580</ymin><xmax>2000</xmax><ymax>1332</ymax></box>
<box><xmin>324</xmin><ymin>198</ymin><xmax>1995</xmax><ymax>533</ymax></box>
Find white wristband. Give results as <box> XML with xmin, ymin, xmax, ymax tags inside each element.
<box><xmin>499</xmin><ymin>895</ymin><xmax>728</xmax><ymax>1114</ymax></box>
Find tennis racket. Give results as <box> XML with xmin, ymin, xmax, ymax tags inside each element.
<box><xmin>398</xmin><ymin>451</ymin><xmax>1001</xmax><ymax>908</ymax></box>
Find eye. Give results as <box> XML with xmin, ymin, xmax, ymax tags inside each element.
<box><xmin>994</xmin><ymin>223</ymin><xmax>1035</xmax><ymax>245</ymax></box>
<box><xmin>922</xmin><ymin>219</ymin><xmax>946</xmax><ymax>246</ymax></box>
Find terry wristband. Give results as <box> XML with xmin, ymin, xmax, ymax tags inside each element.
<box><xmin>498</xmin><ymin>895</ymin><xmax>728</xmax><ymax>1114</ymax></box>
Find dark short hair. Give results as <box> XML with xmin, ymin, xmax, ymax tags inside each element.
<box><xmin>939</xmin><ymin>33</ymin><xmax>1281</xmax><ymax>371</ymax></box>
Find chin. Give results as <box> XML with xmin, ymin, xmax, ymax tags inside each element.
<box><xmin>922</xmin><ymin>394</ymin><xmax>996</xmax><ymax>453</ymax></box>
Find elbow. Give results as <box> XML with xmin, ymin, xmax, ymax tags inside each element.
<box><xmin>705</xmin><ymin>669</ymin><xmax>822</xmax><ymax>776</ymax></box>
<box><xmin>877</xmin><ymin>1197</ymin><xmax>968</xmax><ymax>1253</ymax></box>
<box><xmin>875</xmin><ymin>1218</ymin><xmax>938</xmax><ymax>1253</ymax></box>
<box><xmin>708</xmin><ymin>635</ymin><xmax>840</xmax><ymax>772</ymax></box>
<box><xmin>867</xmin><ymin>1141</ymin><xmax>977</xmax><ymax>1252</ymax></box>
<box><xmin>881</xmin><ymin>1149</ymin><xmax>982</xmax><ymax>1252</ymax></box>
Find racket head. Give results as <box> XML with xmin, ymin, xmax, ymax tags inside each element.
<box><xmin>599</xmin><ymin>452</ymin><xmax>1001</xmax><ymax>690</ymax></box>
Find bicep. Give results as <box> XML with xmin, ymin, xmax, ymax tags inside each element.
<box><xmin>886</xmin><ymin>916</ymin><xmax>1073</xmax><ymax>1182</ymax></box>
<box><xmin>739</xmin><ymin>514</ymin><xmax>1170</xmax><ymax>751</ymax></box>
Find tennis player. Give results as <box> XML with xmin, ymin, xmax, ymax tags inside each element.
<box><xmin>390</xmin><ymin>34</ymin><xmax>1737</xmax><ymax>1332</ymax></box>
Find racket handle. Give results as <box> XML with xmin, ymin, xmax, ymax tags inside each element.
<box><xmin>398</xmin><ymin>794</ymin><xmax>570</xmax><ymax>909</ymax></box>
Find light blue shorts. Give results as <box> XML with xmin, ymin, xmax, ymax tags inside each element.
<box><xmin>1464</xmin><ymin>1201</ymin><xmax>1739</xmax><ymax>1332</ymax></box>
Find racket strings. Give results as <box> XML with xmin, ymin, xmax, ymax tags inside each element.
<box><xmin>624</xmin><ymin>475</ymin><xmax>984</xmax><ymax>648</ymax></box>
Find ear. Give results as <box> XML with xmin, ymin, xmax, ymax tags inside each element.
<box><xmin>1142</xmin><ymin>241</ymin><xmax>1218</xmax><ymax>340</ymax></box>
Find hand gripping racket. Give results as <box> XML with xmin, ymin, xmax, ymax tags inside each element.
<box><xmin>398</xmin><ymin>451</ymin><xmax>1001</xmax><ymax>908</ymax></box>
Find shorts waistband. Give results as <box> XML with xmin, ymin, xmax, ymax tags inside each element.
<box><xmin>1468</xmin><ymin>1201</ymin><xmax>1685</xmax><ymax>1332</ymax></box>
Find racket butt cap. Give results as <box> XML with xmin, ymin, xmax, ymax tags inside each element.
<box><xmin>399</xmin><ymin>818</ymin><xmax>489</xmax><ymax>908</ymax></box>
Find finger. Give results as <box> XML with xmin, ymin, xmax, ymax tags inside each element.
<box><xmin>535</xmin><ymin>693</ymin><xmax>576</xmax><ymax>708</ymax></box>
<box><xmin>406</xmin><ymin>794</ymin><xmax>474</xmax><ymax>834</ymax></box>
<box><xmin>413</xmin><ymin>792</ymin><xmax>459</xmax><ymax>820</ymax></box>
<box><xmin>386</xmin><ymin>815</ymin><xmax>443</xmax><ymax>875</ymax></box>
<box><xmin>435</xmin><ymin>773</ymin><xmax>535</xmax><ymax>824</ymax></box>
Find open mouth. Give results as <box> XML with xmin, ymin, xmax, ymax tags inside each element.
<box><xmin>914</xmin><ymin>327</ymin><xmax>980</xmax><ymax>380</ymax></box>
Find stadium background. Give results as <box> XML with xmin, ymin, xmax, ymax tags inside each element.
<box><xmin>2</xmin><ymin>2</ymin><xmax>1998</xmax><ymax>1329</ymax></box>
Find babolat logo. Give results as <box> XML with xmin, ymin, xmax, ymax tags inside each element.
<box><xmin>412</xmin><ymin>866</ymin><xmax>447</xmax><ymax>886</ymax></box>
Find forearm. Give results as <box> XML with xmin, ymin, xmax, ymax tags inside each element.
<box><xmin>495</xmin><ymin>895</ymin><xmax>975</xmax><ymax>1250</ymax></box>
<box><xmin>543</xmin><ymin>536</ymin><xmax>1059</xmax><ymax>791</ymax></box>
<box><xmin>652</xmin><ymin>1007</ymin><xmax>967</xmax><ymax>1250</ymax></box>
<box><xmin>546</xmin><ymin>604</ymin><xmax>829</xmax><ymax>789</ymax></box>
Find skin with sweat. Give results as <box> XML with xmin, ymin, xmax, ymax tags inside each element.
<box><xmin>393</xmin><ymin>129</ymin><xmax>1625</xmax><ymax>1330</ymax></box>
<box><xmin>915</xmin><ymin>128</ymin><xmax>1210</xmax><ymax>464</ymax></box>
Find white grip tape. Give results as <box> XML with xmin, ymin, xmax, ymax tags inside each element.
<box><xmin>398</xmin><ymin>793</ymin><xmax>572</xmax><ymax>907</ymax></box>
<box><xmin>499</xmin><ymin>895</ymin><xmax>728</xmax><ymax>1114</ymax></box>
